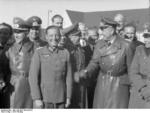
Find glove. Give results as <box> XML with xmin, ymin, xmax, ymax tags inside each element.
<box><xmin>74</xmin><ymin>72</ymin><xmax>80</xmax><ymax>83</ymax></box>
<box><xmin>33</xmin><ymin>100</ymin><xmax>44</xmax><ymax>108</ymax></box>
<box><xmin>79</xmin><ymin>70</ymin><xmax>88</xmax><ymax>79</ymax></box>
<box><xmin>65</xmin><ymin>98</ymin><xmax>71</xmax><ymax>108</ymax></box>
<box><xmin>140</xmin><ymin>86</ymin><xmax>150</xmax><ymax>101</ymax></box>
<box><xmin>0</xmin><ymin>79</ymin><xmax>5</xmax><ymax>91</ymax></box>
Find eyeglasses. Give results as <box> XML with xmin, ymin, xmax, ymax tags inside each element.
<box><xmin>99</xmin><ymin>26</ymin><xmax>109</xmax><ymax>31</ymax></box>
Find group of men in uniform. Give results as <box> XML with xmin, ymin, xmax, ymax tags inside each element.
<box><xmin>0</xmin><ymin>13</ymin><xmax>150</xmax><ymax>109</ymax></box>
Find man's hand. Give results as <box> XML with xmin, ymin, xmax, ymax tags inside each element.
<box><xmin>140</xmin><ymin>86</ymin><xmax>150</xmax><ymax>101</ymax></box>
<box><xmin>0</xmin><ymin>80</ymin><xmax>5</xmax><ymax>91</ymax></box>
<box><xmin>79</xmin><ymin>70</ymin><xmax>88</xmax><ymax>79</ymax></box>
<box><xmin>74</xmin><ymin>72</ymin><xmax>80</xmax><ymax>83</ymax></box>
<box><xmin>33</xmin><ymin>99</ymin><xmax>44</xmax><ymax>108</ymax></box>
<box><xmin>65</xmin><ymin>98</ymin><xmax>71</xmax><ymax>108</ymax></box>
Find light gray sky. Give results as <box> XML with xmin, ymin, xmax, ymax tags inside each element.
<box><xmin>0</xmin><ymin>0</ymin><xmax>149</xmax><ymax>28</ymax></box>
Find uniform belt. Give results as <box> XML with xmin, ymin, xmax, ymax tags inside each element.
<box><xmin>11</xmin><ymin>71</ymin><xmax>28</xmax><ymax>78</ymax></box>
<box><xmin>101</xmin><ymin>69</ymin><xmax>126</xmax><ymax>77</ymax></box>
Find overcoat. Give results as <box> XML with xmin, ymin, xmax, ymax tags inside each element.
<box><xmin>86</xmin><ymin>36</ymin><xmax>133</xmax><ymax>108</ymax></box>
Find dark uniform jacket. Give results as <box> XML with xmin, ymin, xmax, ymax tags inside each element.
<box><xmin>29</xmin><ymin>46</ymin><xmax>72</xmax><ymax>103</ymax></box>
<box><xmin>129</xmin><ymin>45</ymin><xmax>150</xmax><ymax>108</ymax></box>
<box><xmin>86</xmin><ymin>35</ymin><xmax>133</xmax><ymax>108</ymax></box>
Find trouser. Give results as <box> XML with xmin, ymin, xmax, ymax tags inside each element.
<box><xmin>44</xmin><ymin>102</ymin><xmax>65</xmax><ymax>109</ymax></box>
<box><xmin>0</xmin><ymin>91</ymin><xmax>10</xmax><ymax>108</ymax></box>
<box><xmin>87</xmin><ymin>82</ymin><xmax>96</xmax><ymax>108</ymax></box>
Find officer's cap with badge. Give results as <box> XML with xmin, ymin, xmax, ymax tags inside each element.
<box><xmin>67</xmin><ymin>29</ymin><xmax>81</xmax><ymax>38</ymax></box>
<box><xmin>99</xmin><ymin>17</ymin><xmax>118</xmax><ymax>30</ymax></box>
<box><xmin>26</xmin><ymin>16</ymin><xmax>42</xmax><ymax>29</ymax></box>
<box><xmin>13</xmin><ymin>17</ymin><xmax>30</xmax><ymax>33</ymax></box>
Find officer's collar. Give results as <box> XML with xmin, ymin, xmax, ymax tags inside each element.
<box><xmin>47</xmin><ymin>45</ymin><xmax>59</xmax><ymax>53</ymax></box>
<box><xmin>111</xmin><ymin>35</ymin><xmax>122</xmax><ymax>49</ymax></box>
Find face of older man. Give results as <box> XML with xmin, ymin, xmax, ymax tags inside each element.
<box><xmin>100</xmin><ymin>25</ymin><xmax>115</xmax><ymax>41</ymax></box>
<box><xmin>114</xmin><ymin>14</ymin><xmax>125</xmax><ymax>30</ymax></box>
<box><xmin>46</xmin><ymin>28</ymin><xmax>61</xmax><ymax>48</ymax></box>
<box><xmin>87</xmin><ymin>29</ymin><xmax>98</xmax><ymax>45</ymax></box>
<box><xmin>123</xmin><ymin>26</ymin><xmax>136</xmax><ymax>42</ymax></box>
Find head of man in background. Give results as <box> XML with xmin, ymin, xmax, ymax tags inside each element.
<box><xmin>27</xmin><ymin>16</ymin><xmax>42</xmax><ymax>42</ymax></box>
<box><xmin>0</xmin><ymin>23</ymin><xmax>13</xmax><ymax>47</ymax></box>
<box><xmin>52</xmin><ymin>14</ymin><xmax>63</xmax><ymax>29</ymax></box>
<box><xmin>123</xmin><ymin>24</ymin><xmax>137</xmax><ymax>42</ymax></box>
<box><xmin>87</xmin><ymin>27</ymin><xmax>98</xmax><ymax>45</ymax></box>
<box><xmin>114</xmin><ymin>14</ymin><xmax>125</xmax><ymax>34</ymax></box>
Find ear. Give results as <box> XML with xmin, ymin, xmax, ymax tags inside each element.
<box><xmin>45</xmin><ymin>34</ymin><xmax>48</xmax><ymax>41</ymax></box>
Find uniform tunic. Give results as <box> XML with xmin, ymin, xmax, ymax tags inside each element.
<box><xmin>5</xmin><ymin>38</ymin><xmax>46</xmax><ymax>108</ymax></box>
<box><xmin>129</xmin><ymin>45</ymin><xmax>150</xmax><ymax>108</ymax></box>
<box><xmin>29</xmin><ymin>46</ymin><xmax>72</xmax><ymax>107</ymax></box>
<box><xmin>6</xmin><ymin>42</ymin><xmax>33</xmax><ymax>108</ymax></box>
<box><xmin>86</xmin><ymin>36</ymin><xmax>133</xmax><ymax>108</ymax></box>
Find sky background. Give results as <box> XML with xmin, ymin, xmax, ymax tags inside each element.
<box><xmin>0</xmin><ymin>0</ymin><xmax>149</xmax><ymax>28</ymax></box>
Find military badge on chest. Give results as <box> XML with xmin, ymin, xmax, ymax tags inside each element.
<box><xmin>13</xmin><ymin>51</ymin><xmax>24</xmax><ymax>70</ymax></box>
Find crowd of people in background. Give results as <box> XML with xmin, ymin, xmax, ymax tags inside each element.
<box><xmin>0</xmin><ymin>13</ymin><xmax>150</xmax><ymax>109</ymax></box>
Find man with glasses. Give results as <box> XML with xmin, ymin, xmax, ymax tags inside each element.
<box><xmin>76</xmin><ymin>17</ymin><xmax>133</xmax><ymax>108</ymax></box>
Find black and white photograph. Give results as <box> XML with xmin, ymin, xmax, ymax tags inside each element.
<box><xmin>0</xmin><ymin>0</ymin><xmax>150</xmax><ymax>111</ymax></box>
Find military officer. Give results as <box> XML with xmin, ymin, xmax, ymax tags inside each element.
<box><xmin>66</xmin><ymin>29</ymin><xmax>88</xmax><ymax>108</ymax></box>
<box><xmin>76</xmin><ymin>17</ymin><xmax>133</xmax><ymax>108</ymax></box>
<box><xmin>0</xmin><ymin>23</ymin><xmax>13</xmax><ymax>108</ymax></box>
<box><xmin>26</xmin><ymin>16</ymin><xmax>47</xmax><ymax>50</ymax></box>
<box><xmin>5</xmin><ymin>17</ymin><xmax>33</xmax><ymax>108</ymax></box>
<box><xmin>29</xmin><ymin>26</ymin><xmax>72</xmax><ymax>109</ymax></box>
<box><xmin>129</xmin><ymin>28</ymin><xmax>150</xmax><ymax>108</ymax></box>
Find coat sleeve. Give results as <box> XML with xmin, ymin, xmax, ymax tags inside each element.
<box><xmin>29</xmin><ymin>49</ymin><xmax>42</xmax><ymax>100</ymax></box>
<box><xmin>66</xmin><ymin>50</ymin><xmax>73</xmax><ymax>99</ymax></box>
<box><xmin>129</xmin><ymin>47</ymin><xmax>146</xmax><ymax>91</ymax></box>
<box><xmin>120</xmin><ymin>43</ymin><xmax>134</xmax><ymax>85</ymax></box>
<box><xmin>86</xmin><ymin>46</ymin><xmax>100</xmax><ymax>78</ymax></box>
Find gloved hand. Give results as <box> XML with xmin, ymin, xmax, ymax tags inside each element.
<box><xmin>0</xmin><ymin>79</ymin><xmax>5</xmax><ymax>91</ymax></box>
<box><xmin>140</xmin><ymin>86</ymin><xmax>150</xmax><ymax>101</ymax></box>
<box><xmin>79</xmin><ymin>70</ymin><xmax>88</xmax><ymax>79</ymax></box>
<box><xmin>33</xmin><ymin>99</ymin><xmax>44</xmax><ymax>108</ymax></box>
<box><xmin>74</xmin><ymin>72</ymin><xmax>80</xmax><ymax>83</ymax></box>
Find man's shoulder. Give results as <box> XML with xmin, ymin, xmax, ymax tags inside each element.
<box><xmin>136</xmin><ymin>45</ymin><xmax>145</xmax><ymax>52</ymax></box>
<box><xmin>95</xmin><ymin>40</ymin><xmax>106</xmax><ymax>49</ymax></box>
